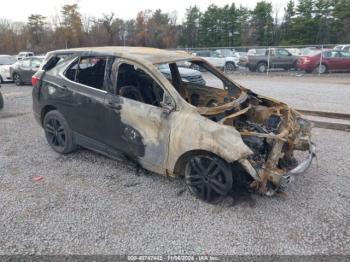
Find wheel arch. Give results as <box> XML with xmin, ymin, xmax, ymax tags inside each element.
<box><xmin>257</xmin><ymin>60</ymin><xmax>268</xmax><ymax>66</ymax></box>
<box><xmin>41</xmin><ymin>105</ymin><xmax>58</xmax><ymax>125</ymax></box>
<box><xmin>314</xmin><ymin>62</ymin><xmax>328</xmax><ymax>73</ymax></box>
<box><xmin>173</xmin><ymin>149</ymin><xmax>226</xmax><ymax>177</ymax></box>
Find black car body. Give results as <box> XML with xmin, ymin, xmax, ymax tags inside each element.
<box><xmin>32</xmin><ymin>47</ymin><xmax>315</xmax><ymax>203</ymax></box>
<box><xmin>11</xmin><ymin>56</ymin><xmax>44</xmax><ymax>85</ymax></box>
<box><xmin>0</xmin><ymin>83</ymin><xmax>3</xmax><ymax>109</ymax></box>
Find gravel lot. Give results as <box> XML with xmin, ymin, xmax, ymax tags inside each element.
<box><xmin>0</xmin><ymin>77</ymin><xmax>349</xmax><ymax>255</ymax></box>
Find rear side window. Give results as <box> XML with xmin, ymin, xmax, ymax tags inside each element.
<box><xmin>324</xmin><ymin>51</ymin><xmax>340</xmax><ymax>58</ymax></box>
<box><xmin>31</xmin><ymin>58</ymin><xmax>43</xmax><ymax>68</ymax></box>
<box><xmin>65</xmin><ymin>57</ymin><xmax>107</xmax><ymax>90</ymax></box>
<box><xmin>277</xmin><ymin>49</ymin><xmax>290</xmax><ymax>56</ymax></box>
<box><xmin>341</xmin><ymin>51</ymin><xmax>350</xmax><ymax>57</ymax></box>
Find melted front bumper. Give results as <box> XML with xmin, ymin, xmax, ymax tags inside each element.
<box><xmin>239</xmin><ymin>116</ymin><xmax>316</xmax><ymax>195</ymax></box>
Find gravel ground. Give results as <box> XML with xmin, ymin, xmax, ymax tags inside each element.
<box><xmin>0</xmin><ymin>80</ymin><xmax>349</xmax><ymax>255</ymax></box>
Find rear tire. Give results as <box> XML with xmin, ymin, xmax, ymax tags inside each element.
<box><xmin>13</xmin><ymin>73</ymin><xmax>22</xmax><ymax>86</ymax></box>
<box><xmin>43</xmin><ymin>110</ymin><xmax>76</xmax><ymax>154</ymax></box>
<box><xmin>225</xmin><ymin>62</ymin><xmax>236</xmax><ymax>72</ymax></box>
<box><xmin>184</xmin><ymin>153</ymin><xmax>233</xmax><ymax>203</ymax></box>
<box><xmin>257</xmin><ymin>62</ymin><xmax>267</xmax><ymax>73</ymax></box>
<box><xmin>0</xmin><ymin>76</ymin><xmax>3</xmax><ymax>84</ymax></box>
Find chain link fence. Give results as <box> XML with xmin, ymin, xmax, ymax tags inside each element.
<box><xmin>175</xmin><ymin>44</ymin><xmax>350</xmax><ymax>76</ymax></box>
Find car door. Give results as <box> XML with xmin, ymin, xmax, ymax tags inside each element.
<box><xmin>266</xmin><ymin>49</ymin><xmax>277</xmax><ymax>68</ymax></box>
<box><xmin>276</xmin><ymin>49</ymin><xmax>293</xmax><ymax>68</ymax></box>
<box><xmin>18</xmin><ymin>59</ymin><xmax>32</xmax><ymax>83</ymax></box>
<box><xmin>340</xmin><ymin>51</ymin><xmax>350</xmax><ymax>71</ymax></box>
<box><xmin>324</xmin><ymin>51</ymin><xmax>343</xmax><ymax>71</ymax></box>
<box><xmin>103</xmin><ymin>60</ymin><xmax>173</xmax><ymax>173</ymax></box>
<box><xmin>55</xmin><ymin>56</ymin><xmax>110</xmax><ymax>144</ymax></box>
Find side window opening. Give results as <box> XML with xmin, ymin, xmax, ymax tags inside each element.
<box><xmin>42</xmin><ymin>53</ymin><xmax>74</xmax><ymax>71</ymax></box>
<box><xmin>116</xmin><ymin>63</ymin><xmax>164</xmax><ymax>107</ymax></box>
<box><xmin>76</xmin><ymin>57</ymin><xmax>107</xmax><ymax>89</ymax></box>
<box><xmin>65</xmin><ymin>57</ymin><xmax>107</xmax><ymax>90</ymax></box>
<box><xmin>65</xmin><ymin>59</ymin><xmax>79</xmax><ymax>81</ymax></box>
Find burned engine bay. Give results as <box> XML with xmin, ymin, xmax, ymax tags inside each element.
<box><xmin>196</xmin><ymin>89</ymin><xmax>314</xmax><ymax>195</ymax></box>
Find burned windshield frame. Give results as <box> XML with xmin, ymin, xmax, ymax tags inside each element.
<box><xmin>183</xmin><ymin>60</ymin><xmax>240</xmax><ymax>95</ymax></box>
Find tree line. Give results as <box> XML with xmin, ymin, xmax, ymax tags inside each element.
<box><xmin>0</xmin><ymin>0</ymin><xmax>349</xmax><ymax>54</ymax></box>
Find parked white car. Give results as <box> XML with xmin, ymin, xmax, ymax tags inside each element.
<box><xmin>17</xmin><ymin>51</ymin><xmax>34</xmax><ymax>60</ymax></box>
<box><xmin>334</xmin><ymin>44</ymin><xmax>350</xmax><ymax>51</ymax></box>
<box><xmin>0</xmin><ymin>55</ymin><xmax>17</xmax><ymax>83</ymax></box>
<box><xmin>192</xmin><ymin>50</ymin><xmax>239</xmax><ymax>71</ymax></box>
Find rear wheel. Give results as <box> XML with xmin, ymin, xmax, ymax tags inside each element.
<box><xmin>257</xmin><ymin>62</ymin><xmax>267</xmax><ymax>73</ymax></box>
<box><xmin>13</xmin><ymin>73</ymin><xmax>22</xmax><ymax>86</ymax></box>
<box><xmin>225</xmin><ymin>62</ymin><xmax>236</xmax><ymax>72</ymax></box>
<box><xmin>43</xmin><ymin>110</ymin><xmax>76</xmax><ymax>154</ymax></box>
<box><xmin>313</xmin><ymin>64</ymin><xmax>327</xmax><ymax>74</ymax></box>
<box><xmin>0</xmin><ymin>76</ymin><xmax>3</xmax><ymax>84</ymax></box>
<box><xmin>185</xmin><ymin>154</ymin><xmax>233</xmax><ymax>203</ymax></box>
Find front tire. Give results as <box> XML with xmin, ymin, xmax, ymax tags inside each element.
<box><xmin>13</xmin><ymin>73</ymin><xmax>22</xmax><ymax>86</ymax></box>
<box><xmin>313</xmin><ymin>64</ymin><xmax>327</xmax><ymax>74</ymax></box>
<box><xmin>43</xmin><ymin>110</ymin><xmax>76</xmax><ymax>154</ymax></box>
<box><xmin>185</xmin><ymin>154</ymin><xmax>233</xmax><ymax>203</ymax></box>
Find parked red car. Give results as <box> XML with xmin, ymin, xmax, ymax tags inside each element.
<box><xmin>297</xmin><ymin>50</ymin><xmax>350</xmax><ymax>73</ymax></box>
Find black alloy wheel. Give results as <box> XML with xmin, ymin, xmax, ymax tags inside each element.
<box><xmin>43</xmin><ymin>110</ymin><xmax>76</xmax><ymax>154</ymax></box>
<box><xmin>45</xmin><ymin>118</ymin><xmax>66</xmax><ymax>148</ymax></box>
<box><xmin>13</xmin><ymin>74</ymin><xmax>22</xmax><ymax>86</ymax></box>
<box><xmin>185</xmin><ymin>155</ymin><xmax>233</xmax><ymax>203</ymax></box>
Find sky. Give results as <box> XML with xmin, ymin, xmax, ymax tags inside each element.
<box><xmin>1</xmin><ymin>0</ymin><xmax>290</xmax><ymax>23</ymax></box>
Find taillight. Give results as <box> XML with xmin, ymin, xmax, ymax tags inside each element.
<box><xmin>31</xmin><ymin>75</ymin><xmax>40</xmax><ymax>86</ymax></box>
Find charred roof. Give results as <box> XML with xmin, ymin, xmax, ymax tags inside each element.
<box><xmin>48</xmin><ymin>46</ymin><xmax>195</xmax><ymax>64</ymax></box>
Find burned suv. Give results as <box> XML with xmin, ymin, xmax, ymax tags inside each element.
<box><xmin>32</xmin><ymin>47</ymin><xmax>315</xmax><ymax>203</ymax></box>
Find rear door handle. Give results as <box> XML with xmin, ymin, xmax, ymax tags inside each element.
<box><xmin>61</xmin><ymin>85</ymin><xmax>68</xmax><ymax>91</ymax></box>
